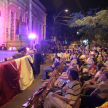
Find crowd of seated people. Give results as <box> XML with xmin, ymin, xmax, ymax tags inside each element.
<box><xmin>44</xmin><ymin>69</ymin><xmax>80</xmax><ymax>108</ymax></box>
<box><xmin>40</xmin><ymin>45</ymin><xmax>108</xmax><ymax>108</ymax></box>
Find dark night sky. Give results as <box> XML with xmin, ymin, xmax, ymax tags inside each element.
<box><xmin>40</xmin><ymin>0</ymin><xmax>108</xmax><ymax>15</ymax></box>
<box><xmin>39</xmin><ymin>0</ymin><xmax>108</xmax><ymax>39</ymax></box>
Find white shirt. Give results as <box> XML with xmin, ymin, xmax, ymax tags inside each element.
<box><xmin>86</xmin><ymin>58</ymin><xmax>93</xmax><ymax>67</ymax></box>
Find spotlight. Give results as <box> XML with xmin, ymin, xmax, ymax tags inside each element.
<box><xmin>28</xmin><ymin>33</ymin><xmax>37</xmax><ymax>39</ymax></box>
<box><xmin>26</xmin><ymin>47</ymin><xmax>30</xmax><ymax>51</ymax></box>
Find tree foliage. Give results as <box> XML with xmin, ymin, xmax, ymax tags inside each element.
<box><xmin>69</xmin><ymin>10</ymin><xmax>108</xmax><ymax>29</ymax></box>
<box><xmin>69</xmin><ymin>9</ymin><xmax>108</xmax><ymax>45</ymax></box>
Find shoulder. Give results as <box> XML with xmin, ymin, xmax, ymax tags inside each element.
<box><xmin>69</xmin><ymin>81</ymin><xmax>80</xmax><ymax>89</ymax></box>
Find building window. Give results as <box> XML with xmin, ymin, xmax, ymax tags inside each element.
<box><xmin>19</xmin><ymin>35</ymin><xmax>22</xmax><ymax>40</ymax></box>
<box><xmin>10</xmin><ymin>12</ymin><xmax>14</xmax><ymax>40</ymax></box>
<box><xmin>16</xmin><ymin>21</ymin><xmax>19</xmax><ymax>35</ymax></box>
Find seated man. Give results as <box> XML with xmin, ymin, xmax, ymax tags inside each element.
<box><xmin>41</xmin><ymin>56</ymin><xmax>60</xmax><ymax>81</ymax></box>
<box><xmin>54</xmin><ymin>63</ymin><xmax>78</xmax><ymax>87</ymax></box>
<box><xmin>80</xmin><ymin>70</ymin><xmax>108</xmax><ymax>108</ymax></box>
<box><xmin>44</xmin><ymin>69</ymin><xmax>81</xmax><ymax>108</ymax></box>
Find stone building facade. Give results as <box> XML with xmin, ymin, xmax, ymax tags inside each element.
<box><xmin>0</xmin><ymin>0</ymin><xmax>46</xmax><ymax>49</ymax></box>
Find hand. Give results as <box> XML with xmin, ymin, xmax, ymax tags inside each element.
<box><xmin>52</xmin><ymin>93</ymin><xmax>58</xmax><ymax>97</ymax></box>
<box><xmin>59</xmin><ymin>76</ymin><xmax>62</xmax><ymax>78</ymax></box>
<box><xmin>51</xmin><ymin>64</ymin><xmax>54</xmax><ymax>67</ymax></box>
<box><xmin>62</xmin><ymin>86</ymin><xmax>67</xmax><ymax>93</ymax></box>
<box><xmin>84</xmin><ymin>85</ymin><xmax>90</xmax><ymax>90</ymax></box>
<box><xmin>84</xmin><ymin>81</ymin><xmax>89</xmax><ymax>85</ymax></box>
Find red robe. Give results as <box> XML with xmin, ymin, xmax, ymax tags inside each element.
<box><xmin>0</xmin><ymin>60</ymin><xmax>21</xmax><ymax>107</ymax></box>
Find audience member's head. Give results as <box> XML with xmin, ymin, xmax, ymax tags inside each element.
<box><xmin>65</xmin><ymin>50</ymin><xmax>68</xmax><ymax>54</ymax></box>
<box><xmin>97</xmin><ymin>63</ymin><xmax>105</xmax><ymax>70</ymax></box>
<box><xmin>55</xmin><ymin>56</ymin><xmax>60</xmax><ymax>62</ymax></box>
<box><xmin>73</xmin><ymin>54</ymin><xmax>77</xmax><ymax>59</ymax></box>
<box><xmin>72</xmin><ymin>63</ymin><xmax>78</xmax><ymax>70</ymax></box>
<box><xmin>89</xmin><ymin>54</ymin><xmax>94</xmax><ymax>59</ymax></box>
<box><xmin>93</xmin><ymin>57</ymin><xmax>98</xmax><ymax>65</ymax></box>
<box><xmin>68</xmin><ymin>69</ymin><xmax>79</xmax><ymax>80</ymax></box>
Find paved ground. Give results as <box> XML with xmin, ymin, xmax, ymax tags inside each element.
<box><xmin>0</xmin><ymin>51</ymin><xmax>17</xmax><ymax>61</ymax></box>
<box><xmin>3</xmin><ymin>61</ymin><xmax>52</xmax><ymax>108</ymax></box>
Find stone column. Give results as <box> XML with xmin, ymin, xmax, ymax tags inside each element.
<box><xmin>29</xmin><ymin>0</ymin><xmax>32</xmax><ymax>34</ymax></box>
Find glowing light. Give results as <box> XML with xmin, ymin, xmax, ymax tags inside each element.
<box><xmin>77</xmin><ymin>32</ymin><xmax>80</xmax><ymax>35</ymax></box>
<box><xmin>9</xmin><ymin>47</ymin><xmax>16</xmax><ymax>51</ymax></box>
<box><xmin>28</xmin><ymin>33</ymin><xmax>37</xmax><ymax>39</ymax></box>
<box><xmin>65</xmin><ymin>9</ymin><xmax>68</xmax><ymax>12</ymax></box>
<box><xmin>9</xmin><ymin>47</ymin><xmax>12</xmax><ymax>51</ymax></box>
<box><xmin>26</xmin><ymin>47</ymin><xmax>30</xmax><ymax>51</ymax></box>
<box><xmin>83</xmin><ymin>39</ymin><xmax>88</xmax><ymax>45</ymax></box>
<box><xmin>13</xmin><ymin>47</ymin><xmax>16</xmax><ymax>51</ymax></box>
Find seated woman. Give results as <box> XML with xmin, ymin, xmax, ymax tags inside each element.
<box><xmin>80</xmin><ymin>59</ymin><xmax>97</xmax><ymax>85</ymax></box>
<box><xmin>88</xmin><ymin>67</ymin><xmax>107</xmax><ymax>84</ymax></box>
<box><xmin>79</xmin><ymin>59</ymin><xmax>103</xmax><ymax>84</ymax></box>
<box><xmin>44</xmin><ymin>69</ymin><xmax>81</xmax><ymax>108</ymax></box>
<box><xmin>82</xmin><ymin>67</ymin><xmax>107</xmax><ymax>95</ymax></box>
<box><xmin>41</xmin><ymin>56</ymin><xmax>60</xmax><ymax>81</ymax></box>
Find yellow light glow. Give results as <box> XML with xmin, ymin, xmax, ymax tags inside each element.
<box><xmin>65</xmin><ymin>9</ymin><xmax>68</xmax><ymax>12</ymax></box>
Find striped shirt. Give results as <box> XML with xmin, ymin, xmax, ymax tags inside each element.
<box><xmin>65</xmin><ymin>80</ymin><xmax>81</xmax><ymax>106</ymax></box>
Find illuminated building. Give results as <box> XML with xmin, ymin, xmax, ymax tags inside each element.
<box><xmin>0</xmin><ymin>0</ymin><xmax>46</xmax><ymax>49</ymax></box>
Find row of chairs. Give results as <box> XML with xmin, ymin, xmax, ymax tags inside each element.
<box><xmin>23</xmin><ymin>60</ymin><xmax>81</xmax><ymax>108</ymax></box>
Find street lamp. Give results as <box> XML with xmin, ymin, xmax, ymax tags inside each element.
<box><xmin>53</xmin><ymin>9</ymin><xmax>68</xmax><ymax>42</ymax></box>
<box><xmin>65</xmin><ymin>9</ymin><xmax>68</xmax><ymax>12</ymax></box>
